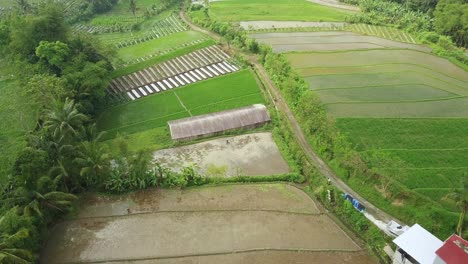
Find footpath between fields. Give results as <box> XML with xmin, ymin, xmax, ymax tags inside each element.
<box><xmin>179</xmin><ymin>9</ymin><xmax>402</xmax><ymax>232</ymax></box>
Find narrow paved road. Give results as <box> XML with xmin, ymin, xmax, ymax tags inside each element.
<box><xmin>179</xmin><ymin>10</ymin><xmax>400</xmax><ymax>225</ymax></box>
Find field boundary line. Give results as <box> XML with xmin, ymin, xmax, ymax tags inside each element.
<box><xmin>66</xmin><ymin>209</ymin><xmax>325</xmax><ymax>221</ymax></box>
<box><xmin>324</xmin><ymin>95</ymin><xmax>466</xmax><ymax>105</ymax></box>
<box><xmin>61</xmin><ymin>248</ymin><xmax>364</xmax><ymax>264</ymax></box>
<box><xmin>174</xmin><ymin>91</ymin><xmax>192</xmax><ymax>116</ymax></box>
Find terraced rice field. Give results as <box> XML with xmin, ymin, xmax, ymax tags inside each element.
<box><xmin>115</xmin><ymin>32</ymin><xmax>211</xmax><ymax>66</ymax></box>
<box><xmin>250</xmin><ymin>30</ymin><xmax>468</xmax><ymax>212</ymax></box>
<box><xmin>208</xmin><ymin>0</ymin><xmax>352</xmax><ymax>22</ymax></box>
<box><xmin>41</xmin><ymin>184</ymin><xmax>374</xmax><ymax>263</ymax></box>
<box><xmin>107</xmin><ymin>45</ymin><xmax>241</xmax><ymax>102</ymax></box>
<box><xmin>90</xmin><ymin>13</ymin><xmax>189</xmax><ymax>48</ymax></box>
<box><xmin>98</xmin><ymin>69</ymin><xmax>265</xmax><ymax>151</ymax></box>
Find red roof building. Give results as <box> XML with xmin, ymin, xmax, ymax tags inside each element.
<box><xmin>434</xmin><ymin>234</ymin><xmax>468</xmax><ymax>264</ymax></box>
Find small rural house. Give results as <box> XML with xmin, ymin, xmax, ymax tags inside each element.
<box><xmin>392</xmin><ymin>224</ymin><xmax>468</xmax><ymax>264</ymax></box>
<box><xmin>168</xmin><ymin>104</ymin><xmax>270</xmax><ymax>141</ymax></box>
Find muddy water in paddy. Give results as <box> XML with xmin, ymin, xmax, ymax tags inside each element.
<box><xmin>152</xmin><ymin>132</ymin><xmax>290</xmax><ymax>177</ymax></box>
<box><xmin>41</xmin><ymin>184</ymin><xmax>376</xmax><ymax>263</ymax></box>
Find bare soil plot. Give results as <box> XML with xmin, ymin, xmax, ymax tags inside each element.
<box><xmin>41</xmin><ymin>184</ymin><xmax>371</xmax><ymax>263</ymax></box>
<box><xmin>250</xmin><ymin>31</ymin><xmax>430</xmax><ymax>52</ymax></box>
<box><xmin>152</xmin><ymin>132</ymin><xmax>290</xmax><ymax>177</ymax></box>
<box><xmin>240</xmin><ymin>21</ymin><xmax>346</xmax><ymax>30</ymax></box>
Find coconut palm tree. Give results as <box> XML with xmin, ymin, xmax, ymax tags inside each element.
<box><xmin>4</xmin><ymin>176</ymin><xmax>77</xmax><ymax>219</ymax></box>
<box><xmin>446</xmin><ymin>176</ymin><xmax>468</xmax><ymax>236</ymax></box>
<box><xmin>74</xmin><ymin>141</ymin><xmax>110</xmax><ymax>187</ymax></box>
<box><xmin>44</xmin><ymin>98</ymin><xmax>87</xmax><ymax>141</ymax></box>
<box><xmin>0</xmin><ymin>229</ymin><xmax>33</xmax><ymax>263</ymax></box>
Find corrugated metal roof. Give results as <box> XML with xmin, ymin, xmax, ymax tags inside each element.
<box><xmin>168</xmin><ymin>104</ymin><xmax>270</xmax><ymax>140</ymax></box>
<box><xmin>393</xmin><ymin>224</ymin><xmax>443</xmax><ymax>264</ymax></box>
<box><xmin>436</xmin><ymin>234</ymin><xmax>468</xmax><ymax>264</ymax></box>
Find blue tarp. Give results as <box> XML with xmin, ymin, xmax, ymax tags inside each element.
<box><xmin>344</xmin><ymin>193</ymin><xmax>365</xmax><ymax>212</ymax></box>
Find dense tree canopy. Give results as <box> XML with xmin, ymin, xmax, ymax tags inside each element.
<box><xmin>434</xmin><ymin>0</ymin><xmax>468</xmax><ymax>47</ymax></box>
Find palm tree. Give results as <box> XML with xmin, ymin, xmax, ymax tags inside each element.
<box><xmin>0</xmin><ymin>228</ymin><xmax>33</xmax><ymax>263</ymax></box>
<box><xmin>44</xmin><ymin>98</ymin><xmax>87</xmax><ymax>141</ymax></box>
<box><xmin>74</xmin><ymin>141</ymin><xmax>110</xmax><ymax>187</ymax></box>
<box><xmin>3</xmin><ymin>176</ymin><xmax>77</xmax><ymax>219</ymax></box>
<box><xmin>446</xmin><ymin>176</ymin><xmax>468</xmax><ymax>236</ymax></box>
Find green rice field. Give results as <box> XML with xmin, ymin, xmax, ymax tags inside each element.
<box><xmin>98</xmin><ymin>70</ymin><xmax>265</xmax><ymax>151</ymax></box>
<box><xmin>116</xmin><ymin>31</ymin><xmax>209</xmax><ymax>62</ymax></box>
<box><xmin>251</xmin><ymin>29</ymin><xmax>468</xmax><ymax>223</ymax></box>
<box><xmin>0</xmin><ymin>79</ymin><xmax>38</xmax><ymax>183</ymax></box>
<box><xmin>337</xmin><ymin>118</ymin><xmax>468</xmax><ymax>210</ymax></box>
<box><xmin>208</xmin><ymin>0</ymin><xmax>351</xmax><ymax>22</ymax></box>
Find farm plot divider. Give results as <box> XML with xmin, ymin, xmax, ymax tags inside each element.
<box><xmin>107</xmin><ymin>46</ymin><xmax>240</xmax><ymax>101</ymax></box>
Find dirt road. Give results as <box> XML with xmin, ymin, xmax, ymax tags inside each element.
<box><xmin>179</xmin><ymin>10</ymin><xmax>399</xmax><ymax>225</ymax></box>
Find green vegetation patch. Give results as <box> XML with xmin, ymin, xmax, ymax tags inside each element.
<box><xmin>326</xmin><ymin>97</ymin><xmax>468</xmax><ymax>118</ymax></box>
<box><xmin>316</xmin><ymin>84</ymin><xmax>458</xmax><ymax>103</ymax></box>
<box><xmin>346</xmin><ymin>24</ymin><xmax>417</xmax><ymax>44</ymax></box>
<box><xmin>337</xmin><ymin>118</ymin><xmax>468</xmax><ymax>210</ymax></box>
<box><xmin>209</xmin><ymin>0</ymin><xmax>351</xmax><ymax>22</ymax></box>
<box><xmin>116</xmin><ymin>31</ymin><xmax>208</xmax><ymax>62</ymax></box>
<box><xmin>111</xmin><ymin>39</ymin><xmax>216</xmax><ymax>77</ymax></box>
<box><xmin>98</xmin><ymin>70</ymin><xmax>265</xmax><ymax>141</ymax></box>
<box><xmin>0</xmin><ymin>79</ymin><xmax>38</xmax><ymax>182</ymax></box>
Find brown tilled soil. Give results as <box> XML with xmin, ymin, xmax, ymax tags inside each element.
<box><xmin>40</xmin><ymin>184</ymin><xmax>376</xmax><ymax>263</ymax></box>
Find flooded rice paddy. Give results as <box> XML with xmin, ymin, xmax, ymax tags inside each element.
<box><xmin>41</xmin><ymin>184</ymin><xmax>376</xmax><ymax>263</ymax></box>
<box><xmin>152</xmin><ymin>132</ymin><xmax>290</xmax><ymax>177</ymax></box>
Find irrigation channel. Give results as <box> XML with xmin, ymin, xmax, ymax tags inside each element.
<box><xmin>178</xmin><ymin>10</ymin><xmax>401</xmax><ymax>228</ymax></box>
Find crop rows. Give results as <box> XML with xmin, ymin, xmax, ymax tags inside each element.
<box><xmin>107</xmin><ymin>46</ymin><xmax>240</xmax><ymax>101</ymax></box>
<box><xmin>115</xmin><ymin>14</ymin><xmax>188</xmax><ymax>48</ymax></box>
<box><xmin>73</xmin><ymin>16</ymin><xmax>145</xmax><ymax>34</ymax></box>
<box><xmin>116</xmin><ymin>38</ymin><xmax>210</xmax><ymax>68</ymax></box>
<box><xmin>346</xmin><ymin>24</ymin><xmax>416</xmax><ymax>44</ymax></box>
